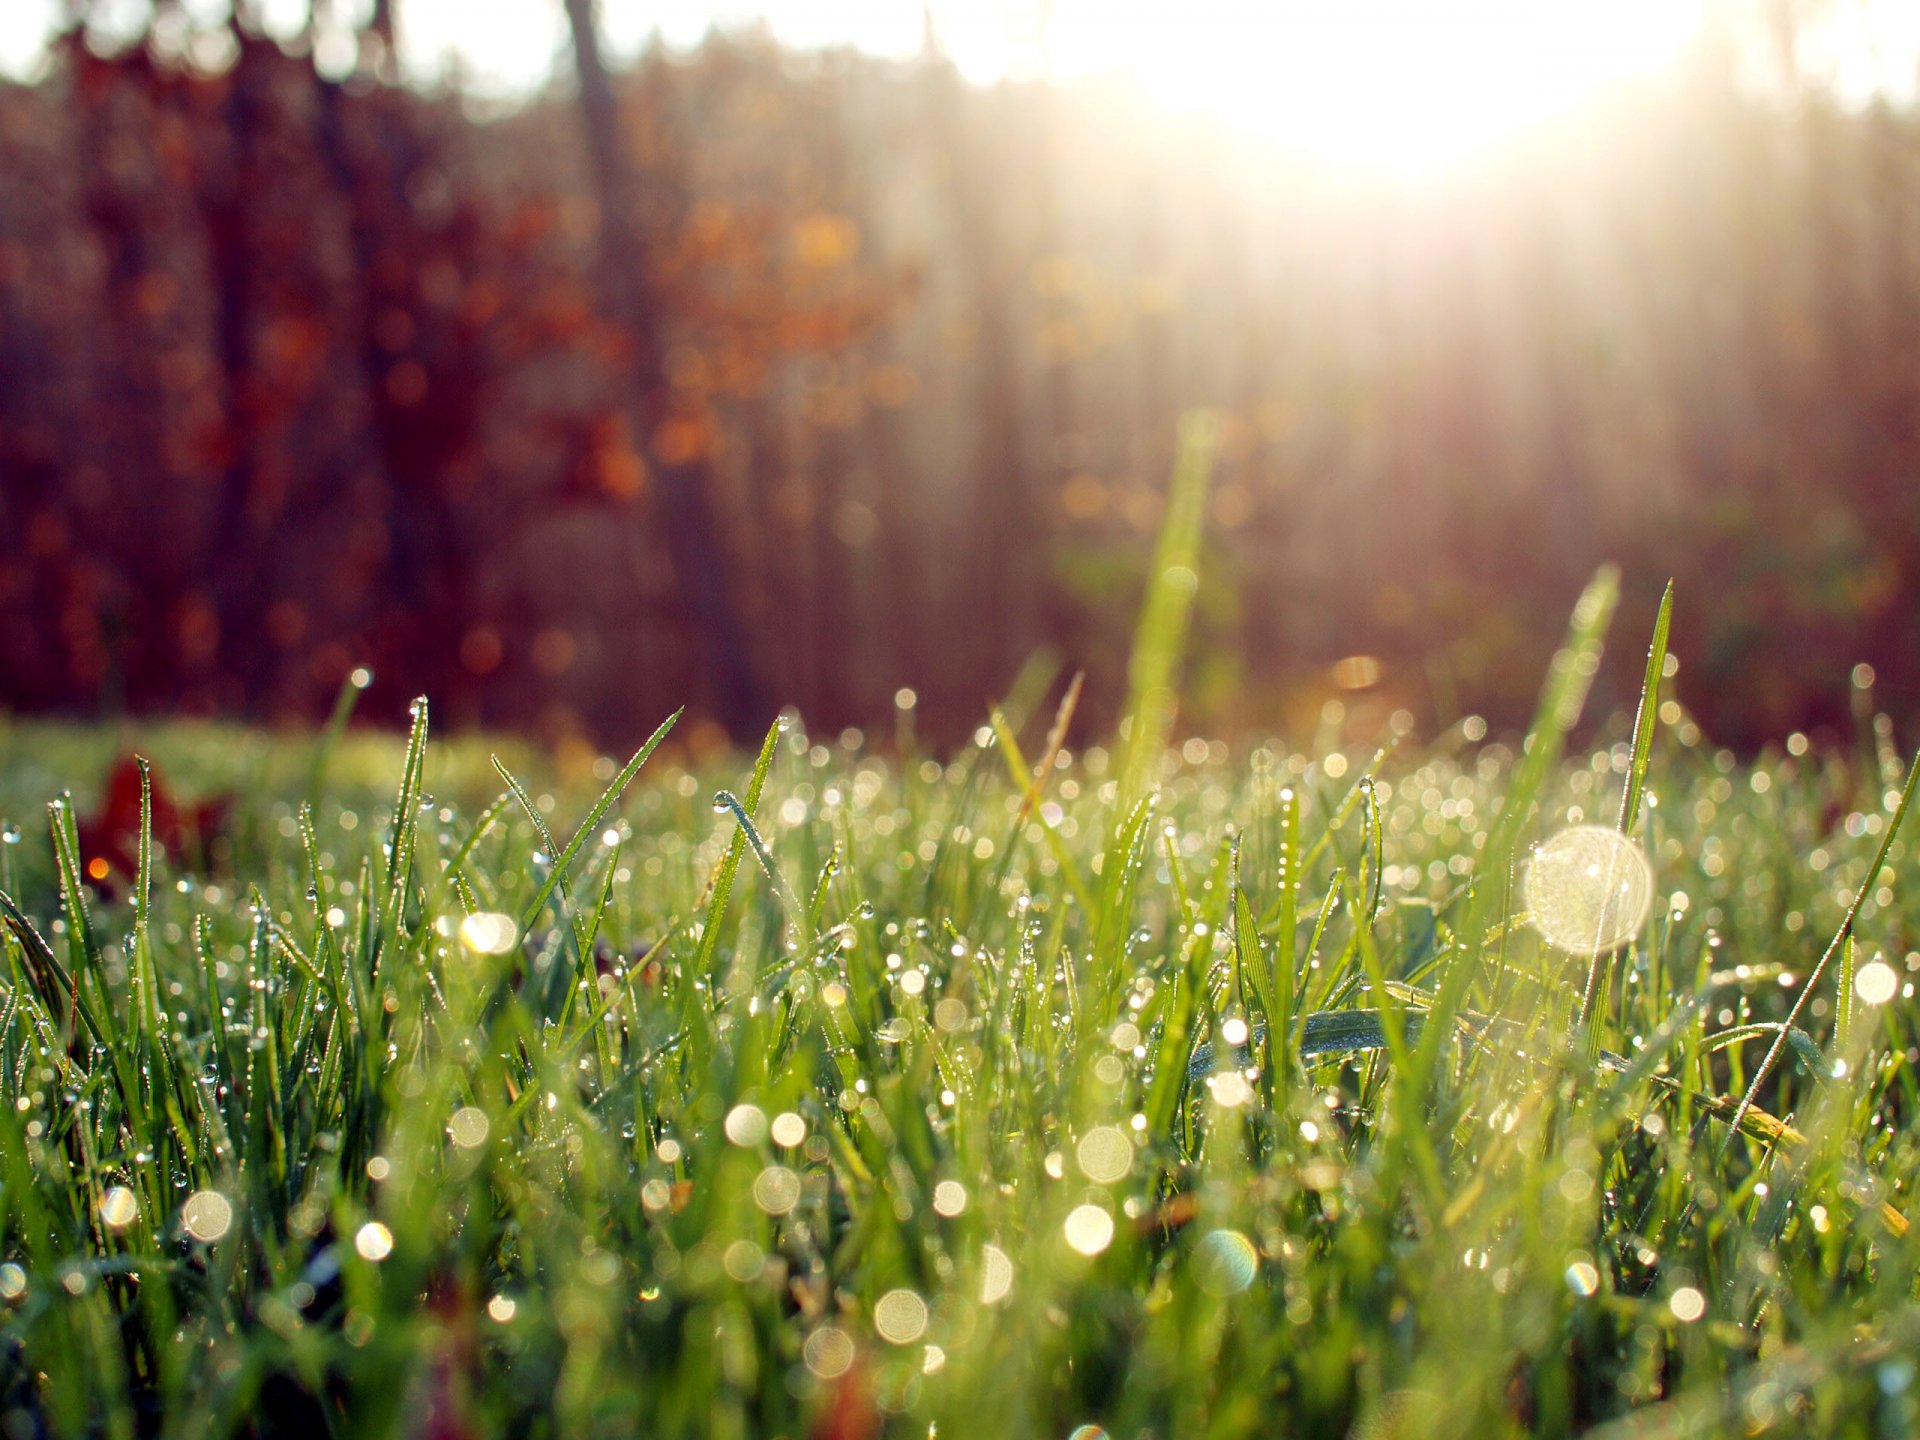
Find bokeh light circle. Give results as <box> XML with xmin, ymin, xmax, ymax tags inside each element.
<box><xmin>448</xmin><ymin>1106</ymin><xmax>491</xmax><ymax>1149</ymax></box>
<box><xmin>459</xmin><ymin>911</ymin><xmax>518</xmax><ymax>955</ymax></box>
<box><xmin>181</xmin><ymin>1190</ymin><xmax>233</xmax><ymax>1243</ymax></box>
<box><xmin>803</xmin><ymin>1326</ymin><xmax>855</xmax><ymax>1379</ymax></box>
<box><xmin>1191</xmin><ymin>1229</ymin><xmax>1259</xmax><ymax>1296</ymax></box>
<box><xmin>1075</xmin><ymin>1126</ymin><xmax>1133</xmax><ymax>1184</ymax></box>
<box><xmin>1855</xmin><ymin>959</ymin><xmax>1899</xmax><ymax>1006</ymax></box>
<box><xmin>980</xmin><ymin>1244</ymin><xmax>1014</xmax><ymax>1304</ymax></box>
<box><xmin>99</xmin><ymin>1186</ymin><xmax>139</xmax><ymax>1231</ymax></box>
<box><xmin>1524</xmin><ymin>826</ymin><xmax>1654</xmax><ymax>952</ymax></box>
<box><xmin>873</xmin><ymin>1288</ymin><xmax>929</xmax><ymax>1345</ymax></box>
<box><xmin>752</xmin><ymin>1165</ymin><xmax>802</xmax><ymax>1216</ymax></box>
<box><xmin>1064</xmin><ymin>1204</ymin><xmax>1115</xmax><ymax>1256</ymax></box>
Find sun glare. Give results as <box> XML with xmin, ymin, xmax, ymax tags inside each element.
<box><xmin>0</xmin><ymin>0</ymin><xmax>1772</xmax><ymax>174</ymax></box>
<box><xmin>1045</xmin><ymin>1</ymin><xmax>1704</xmax><ymax>179</ymax></box>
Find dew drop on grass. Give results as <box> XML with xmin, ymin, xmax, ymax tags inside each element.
<box><xmin>1525</xmin><ymin>826</ymin><xmax>1654</xmax><ymax>952</ymax></box>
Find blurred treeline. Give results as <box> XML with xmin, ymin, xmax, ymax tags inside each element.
<box><xmin>2</xmin><ymin>5</ymin><xmax>1917</xmax><ymax>752</ymax></box>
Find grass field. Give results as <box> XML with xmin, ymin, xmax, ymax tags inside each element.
<box><xmin>3</xmin><ymin>477</ymin><xmax>1919</xmax><ymax>1435</ymax></box>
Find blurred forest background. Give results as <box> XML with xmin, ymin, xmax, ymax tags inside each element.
<box><xmin>2</xmin><ymin>2</ymin><xmax>1919</xmax><ymax>752</ymax></box>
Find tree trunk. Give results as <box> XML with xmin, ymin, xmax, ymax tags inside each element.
<box><xmin>560</xmin><ymin>0</ymin><xmax>768</xmax><ymax>738</ymax></box>
<box><xmin>201</xmin><ymin>25</ymin><xmax>272</xmax><ymax>711</ymax></box>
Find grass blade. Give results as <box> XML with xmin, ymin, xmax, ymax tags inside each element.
<box><xmin>1418</xmin><ymin>567</ymin><xmax>1619</xmax><ymax>1081</ymax></box>
<box><xmin>514</xmin><ymin>708</ymin><xmax>681</xmax><ymax>933</ymax></box>
<box><xmin>1617</xmin><ymin>579</ymin><xmax>1672</xmax><ymax>837</ymax></box>
<box><xmin>1116</xmin><ymin>410</ymin><xmax>1218</xmax><ymax>816</ymax></box>
<box><xmin>1725</xmin><ymin>746</ymin><xmax>1920</xmax><ymax>1148</ymax></box>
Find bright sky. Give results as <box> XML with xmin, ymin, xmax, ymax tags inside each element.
<box><xmin>4</xmin><ymin>2</ymin><xmax>1918</xmax><ymax>179</ymax></box>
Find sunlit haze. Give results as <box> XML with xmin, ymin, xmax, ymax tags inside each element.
<box><xmin>8</xmin><ymin>3</ymin><xmax>1920</xmax><ymax>177</ymax></box>
<box><xmin>0</xmin><ymin>0</ymin><xmax>1708</xmax><ymax>180</ymax></box>
<box><xmin>1065</xmin><ymin>2</ymin><xmax>1701</xmax><ymax>176</ymax></box>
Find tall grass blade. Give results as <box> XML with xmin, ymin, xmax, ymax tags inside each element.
<box><xmin>1419</xmin><ymin>567</ymin><xmax>1619</xmax><ymax>1080</ymax></box>
<box><xmin>1725</xmin><ymin>747</ymin><xmax>1920</xmax><ymax>1147</ymax></box>
<box><xmin>514</xmin><ymin>708</ymin><xmax>681</xmax><ymax>933</ymax></box>
<box><xmin>1579</xmin><ymin>580</ymin><xmax>1672</xmax><ymax>1047</ymax></box>
<box><xmin>373</xmin><ymin>696</ymin><xmax>431</xmax><ymax>980</ymax></box>
<box><xmin>692</xmin><ymin>717</ymin><xmax>785</xmax><ymax>994</ymax></box>
<box><xmin>1618</xmin><ymin>580</ymin><xmax>1672</xmax><ymax>837</ymax></box>
<box><xmin>307</xmin><ymin>664</ymin><xmax>372</xmax><ymax>814</ymax></box>
<box><xmin>1116</xmin><ymin>410</ymin><xmax>1218</xmax><ymax>815</ymax></box>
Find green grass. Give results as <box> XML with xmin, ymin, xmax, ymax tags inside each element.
<box><xmin>2</xmin><ymin>583</ymin><xmax>1919</xmax><ymax>1436</ymax></box>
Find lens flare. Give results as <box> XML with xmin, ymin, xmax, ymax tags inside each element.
<box><xmin>1525</xmin><ymin>825</ymin><xmax>1653</xmax><ymax>953</ymax></box>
